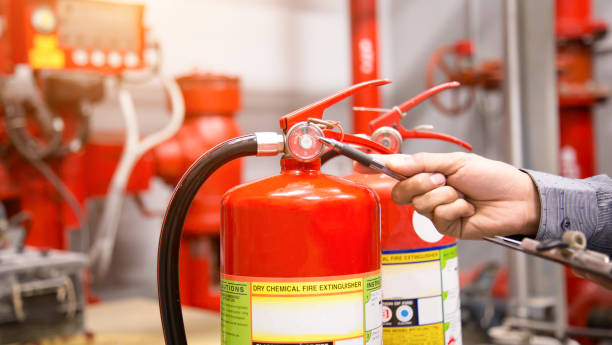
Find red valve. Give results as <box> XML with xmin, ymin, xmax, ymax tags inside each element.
<box><xmin>279</xmin><ymin>79</ymin><xmax>391</xmax><ymax>132</ymax></box>
<box><xmin>426</xmin><ymin>41</ymin><xmax>477</xmax><ymax>115</ymax></box>
<box><xmin>369</xmin><ymin>82</ymin><xmax>472</xmax><ymax>151</ymax></box>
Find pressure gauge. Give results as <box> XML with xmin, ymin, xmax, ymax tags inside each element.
<box><xmin>371</xmin><ymin>126</ymin><xmax>402</xmax><ymax>154</ymax></box>
<box><xmin>31</xmin><ymin>6</ymin><xmax>57</xmax><ymax>34</ymax></box>
<box><xmin>286</xmin><ymin>122</ymin><xmax>325</xmax><ymax>162</ymax></box>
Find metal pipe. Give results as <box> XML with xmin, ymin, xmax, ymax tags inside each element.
<box><xmin>350</xmin><ymin>0</ymin><xmax>381</xmax><ymax>134</ymax></box>
<box><xmin>503</xmin><ymin>0</ymin><xmax>530</xmax><ymax>322</ymax></box>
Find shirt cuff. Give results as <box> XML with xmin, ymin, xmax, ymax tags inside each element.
<box><xmin>521</xmin><ymin>169</ymin><xmax>599</xmax><ymax>242</ymax></box>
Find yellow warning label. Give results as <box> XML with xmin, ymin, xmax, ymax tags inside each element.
<box><xmin>222</xmin><ymin>271</ymin><xmax>383</xmax><ymax>345</ymax></box>
<box><xmin>28</xmin><ymin>35</ymin><xmax>65</xmax><ymax>69</ymax></box>
<box><xmin>251</xmin><ymin>277</ymin><xmax>363</xmax><ymax>296</ymax></box>
<box><xmin>383</xmin><ymin>323</ymin><xmax>443</xmax><ymax>345</ymax></box>
<box><xmin>382</xmin><ymin>250</ymin><xmax>440</xmax><ymax>264</ymax></box>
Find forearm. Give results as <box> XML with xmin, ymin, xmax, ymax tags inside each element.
<box><xmin>523</xmin><ymin>170</ymin><xmax>612</xmax><ymax>256</ymax></box>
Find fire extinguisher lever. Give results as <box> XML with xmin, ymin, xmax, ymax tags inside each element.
<box><xmin>368</xmin><ymin>81</ymin><xmax>472</xmax><ymax>151</ymax></box>
<box><xmin>279</xmin><ymin>79</ymin><xmax>391</xmax><ymax>132</ymax></box>
<box><xmin>368</xmin><ymin>81</ymin><xmax>460</xmax><ymax>132</ymax></box>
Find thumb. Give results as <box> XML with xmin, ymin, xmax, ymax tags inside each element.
<box><xmin>382</xmin><ymin>152</ymin><xmax>469</xmax><ymax>177</ymax></box>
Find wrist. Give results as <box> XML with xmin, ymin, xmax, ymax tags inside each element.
<box><xmin>521</xmin><ymin>171</ymin><xmax>541</xmax><ymax>237</ymax></box>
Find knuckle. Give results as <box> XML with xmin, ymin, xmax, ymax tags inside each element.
<box><xmin>432</xmin><ymin>218</ymin><xmax>450</xmax><ymax>235</ymax></box>
<box><xmin>454</xmin><ymin>152</ymin><xmax>472</xmax><ymax>165</ymax></box>
<box><xmin>391</xmin><ymin>183</ymin><xmax>411</xmax><ymax>204</ymax></box>
<box><xmin>412</xmin><ymin>152</ymin><xmax>426</xmax><ymax>163</ymax></box>
<box><xmin>412</xmin><ymin>195</ymin><xmax>428</xmax><ymax>213</ymax></box>
<box><xmin>439</xmin><ymin>186</ymin><xmax>458</xmax><ymax>200</ymax></box>
<box><xmin>412</xmin><ymin>173</ymin><xmax>429</xmax><ymax>187</ymax></box>
<box><xmin>433</xmin><ymin>206</ymin><xmax>454</xmax><ymax>222</ymax></box>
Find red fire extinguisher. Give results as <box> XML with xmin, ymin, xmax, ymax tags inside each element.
<box><xmin>158</xmin><ymin>80</ymin><xmax>396</xmax><ymax>345</ymax></box>
<box><xmin>326</xmin><ymin>82</ymin><xmax>472</xmax><ymax>345</ymax></box>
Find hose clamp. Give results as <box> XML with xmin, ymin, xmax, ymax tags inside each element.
<box><xmin>255</xmin><ymin>132</ymin><xmax>285</xmax><ymax>156</ymax></box>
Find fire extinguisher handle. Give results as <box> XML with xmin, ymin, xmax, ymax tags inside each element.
<box><xmin>400</xmin><ymin>130</ymin><xmax>473</xmax><ymax>151</ymax></box>
<box><xmin>368</xmin><ymin>81</ymin><xmax>460</xmax><ymax>131</ymax></box>
<box><xmin>158</xmin><ymin>134</ymin><xmax>262</xmax><ymax>345</ymax></box>
<box><xmin>279</xmin><ymin>79</ymin><xmax>391</xmax><ymax>132</ymax></box>
<box><xmin>367</xmin><ymin>81</ymin><xmax>471</xmax><ymax>151</ymax></box>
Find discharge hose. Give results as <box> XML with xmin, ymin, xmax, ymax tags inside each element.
<box><xmin>157</xmin><ymin>132</ymin><xmax>283</xmax><ymax>345</ymax></box>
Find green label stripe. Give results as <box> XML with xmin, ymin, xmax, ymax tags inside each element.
<box><xmin>365</xmin><ymin>330</ymin><xmax>372</xmax><ymax>343</ymax></box>
<box><xmin>221</xmin><ymin>280</ymin><xmax>250</xmax><ymax>345</ymax></box>
<box><xmin>440</xmin><ymin>245</ymin><xmax>458</xmax><ymax>270</ymax></box>
<box><xmin>364</xmin><ymin>274</ymin><xmax>382</xmax><ymax>303</ymax></box>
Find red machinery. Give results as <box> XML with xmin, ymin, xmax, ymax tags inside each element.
<box><xmin>350</xmin><ymin>0</ymin><xmax>381</xmax><ymax>134</ymax></box>
<box><xmin>425</xmin><ymin>39</ymin><xmax>502</xmax><ymax>116</ymax></box>
<box><xmin>425</xmin><ymin>0</ymin><xmax>612</xmax><ymax>340</ymax></box>
<box><xmin>153</xmin><ymin>72</ymin><xmax>242</xmax><ymax>311</ymax></box>
<box><xmin>555</xmin><ymin>0</ymin><xmax>612</xmax><ymax>340</ymax></box>
<box><xmin>0</xmin><ymin>0</ymin><xmax>245</xmax><ymax>314</ymax></box>
<box><xmin>158</xmin><ymin>80</ymin><xmax>397</xmax><ymax>345</ymax></box>
<box><xmin>0</xmin><ymin>0</ymin><xmax>150</xmax><ymax>252</ymax></box>
<box><xmin>330</xmin><ymin>82</ymin><xmax>472</xmax><ymax>345</ymax></box>
<box><xmin>0</xmin><ymin>0</ymin><xmax>145</xmax><ymax>74</ymax></box>
<box><xmin>556</xmin><ymin>0</ymin><xmax>608</xmax><ymax>179</ymax></box>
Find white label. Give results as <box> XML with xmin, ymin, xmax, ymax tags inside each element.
<box><xmin>381</xmin><ymin>244</ymin><xmax>462</xmax><ymax>345</ymax></box>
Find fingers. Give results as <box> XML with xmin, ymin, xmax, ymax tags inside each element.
<box><xmin>432</xmin><ymin>199</ymin><xmax>476</xmax><ymax>238</ymax></box>
<box><xmin>352</xmin><ymin>154</ymin><xmax>405</xmax><ymax>174</ymax></box>
<box><xmin>353</xmin><ymin>152</ymin><xmax>469</xmax><ymax>178</ymax></box>
<box><xmin>391</xmin><ymin>172</ymin><xmax>446</xmax><ymax>205</ymax></box>
<box><xmin>352</xmin><ymin>161</ymin><xmax>378</xmax><ymax>174</ymax></box>
<box><xmin>412</xmin><ymin>186</ymin><xmax>460</xmax><ymax>218</ymax></box>
<box><xmin>386</xmin><ymin>152</ymin><xmax>469</xmax><ymax>177</ymax></box>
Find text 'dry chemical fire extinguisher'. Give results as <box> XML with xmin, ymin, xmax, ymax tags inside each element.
<box><xmin>158</xmin><ymin>79</ymin><xmax>395</xmax><ymax>345</ymax></box>
<box><xmin>327</xmin><ymin>82</ymin><xmax>472</xmax><ymax>345</ymax></box>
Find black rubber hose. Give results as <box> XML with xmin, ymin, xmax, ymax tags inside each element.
<box><xmin>56</xmin><ymin>103</ymin><xmax>90</xmax><ymax>156</ymax></box>
<box><xmin>320</xmin><ymin>150</ymin><xmax>341</xmax><ymax>165</ymax></box>
<box><xmin>158</xmin><ymin>134</ymin><xmax>258</xmax><ymax>345</ymax></box>
<box><xmin>3</xmin><ymin>101</ymin><xmax>64</xmax><ymax>160</ymax></box>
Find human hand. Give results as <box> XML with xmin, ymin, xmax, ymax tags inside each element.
<box><xmin>355</xmin><ymin>153</ymin><xmax>541</xmax><ymax>240</ymax></box>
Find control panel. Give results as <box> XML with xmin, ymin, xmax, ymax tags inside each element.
<box><xmin>0</xmin><ymin>0</ymin><xmax>145</xmax><ymax>74</ymax></box>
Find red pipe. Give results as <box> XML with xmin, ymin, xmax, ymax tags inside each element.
<box><xmin>350</xmin><ymin>0</ymin><xmax>381</xmax><ymax>135</ymax></box>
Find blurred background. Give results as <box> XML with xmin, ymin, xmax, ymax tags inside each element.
<box><xmin>1</xmin><ymin>0</ymin><xmax>612</xmax><ymax>344</ymax></box>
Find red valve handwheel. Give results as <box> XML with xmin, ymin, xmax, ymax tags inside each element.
<box><xmin>425</xmin><ymin>45</ymin><xmax>476</xmax><ymax>116</ymax></box>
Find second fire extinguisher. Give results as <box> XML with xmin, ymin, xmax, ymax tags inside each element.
<box><xmin>158</xmin><ymin>80</ymin><xmax>396</xmax><ymax>345</ymax></box>
<box><xmin>330</xmin><ymin>82</ymin><xmax>472</xmax><ymax>345</ymax></box>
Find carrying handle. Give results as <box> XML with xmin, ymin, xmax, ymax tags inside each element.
<box><xmin>280</xmin><ymin>79</ymin><xmax>391</xmax><ymax>132</ymax></box>
<box><xmin>368</xmin><ymin>82</ymin><xmax>472</xmax><ymax>150</ymax></box>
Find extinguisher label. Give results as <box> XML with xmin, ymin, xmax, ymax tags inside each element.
<box><xmin>221</xmin><ymin>270</ymin><xmax>382</xmax><ymax>345</ymax></box>
<box><xmin>380</xmin><ymin>243</ymin><xmax>461</xmax><ymax>345</ymax></box>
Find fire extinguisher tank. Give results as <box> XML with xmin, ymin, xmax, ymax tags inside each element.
<box><xmin>345</xmin><ymin>170</ymin><xmax>462</xmax><ymax>345</ymax></box>
<box><xmin>222</xmin><ymin>158</ymin><xmax>380</xmax><ymax>275</ymax></box>
<box><xmin>220</xmin><ymin>158</ymin><xmax>383</xmax><ymax>344</ymax></box>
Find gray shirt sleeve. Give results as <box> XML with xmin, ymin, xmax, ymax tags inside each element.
<box><xmin>523</xmin><ymin>169</ymin><xmax>612</xmax><ymax>257</ymax></box>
